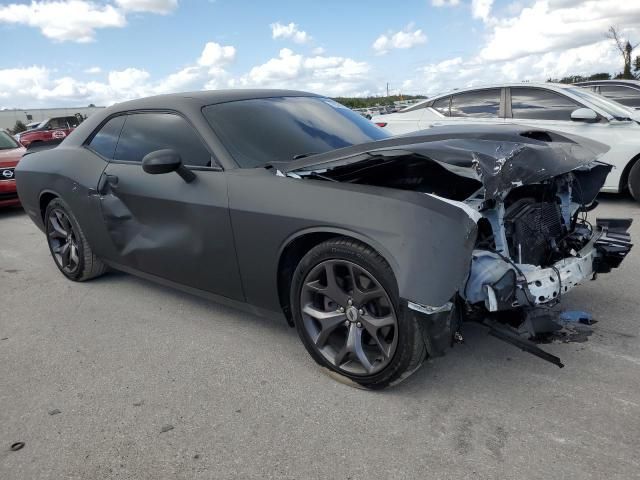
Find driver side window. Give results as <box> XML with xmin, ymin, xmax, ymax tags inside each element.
<box><xmin>114</xmin><ymin>113</ymin><xmax>212</xmax><ymax>167</ymax></box>
<box><xmin>510</xmin><ymin>88</ymin><xmax>579</xmax><ymax>121</ymax></box>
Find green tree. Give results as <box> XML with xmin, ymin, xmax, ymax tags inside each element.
<box><xmin>547</xmin><ymin>73</ymin><xmax>611</xmax><ymax>84</ymax></box>
<box><xmin>12</xmin><ymin>120</ymin><xmax>27</xmax><ymax>134</ymax></box>
<box><xmin>333</xmin><ymin>94</ymin><xmax>427</xmax><ymax>109</ymax></box>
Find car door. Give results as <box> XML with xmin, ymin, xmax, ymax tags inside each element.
<box><xmin>506</xmin><ymin>86</ymin><xmax>590</xmax><ymax>132</ymax></box>
<box><xmin>417</xmin><ymin>88</ymin><xmax>505</xmax><ymax>129</ymax></box>
<box><xmin>94</xmin><ymin>111</ymin><xmax>244</xmax><ymax>301</ymax></box>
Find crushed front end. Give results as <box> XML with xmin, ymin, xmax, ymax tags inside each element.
<box><xmin>283</xmin><ymin>125</ymin><xmax>633</xmax><ymax>366</ymax></box>
<box><xmin>454</xmin><ymin>140</ymin><xmax>633</xmax><ymax>365</ymax></box>
<box><xmin>462</xmin><ymin>168</ymin><xmax>633</xmax><ymax>314</ymax></box>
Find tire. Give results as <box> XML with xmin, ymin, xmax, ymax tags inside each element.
<box><xmin>290</xmin><ymin>237</ymin><xmax>427</xmax><ymax>389</ymax></box>
<box><xmin>628</xmin><ymin>160</ymin><xmax>640</xmax><ymax>202</ymax></box>
<box><xmin>44</xmin><ymin>197</ymin><xmax>107</xmax><ymax>281</ymax></box>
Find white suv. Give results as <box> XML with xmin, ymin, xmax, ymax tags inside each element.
<box><xmin>373</xmin><ymin>83</ymin><xmax>640</xmax><ymax>201</ymax></box>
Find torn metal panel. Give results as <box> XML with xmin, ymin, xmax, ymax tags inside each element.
<box><xmin>282</xmin><ymin>124</ymin><xmax>611</xmax><ymax>201</ymax></box>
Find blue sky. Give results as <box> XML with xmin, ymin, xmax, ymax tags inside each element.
<box><xmin>1</xmin><ymin>0</ymin><xmax>639</xmax><ymax>107</ymax></box>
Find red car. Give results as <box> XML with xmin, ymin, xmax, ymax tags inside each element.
<box><xmin>17</xmin><ymin>115</ymin><xmax>81</xmax><ymax>148</ymax></box>
<box><xmin>0</xmin><ymin>130</ymin><xmax>26</xmax><ymax>207</ymax></box>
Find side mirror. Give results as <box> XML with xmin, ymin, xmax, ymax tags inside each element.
<box><xmin>142</xmin><ymin>149</ymin><xmax>196</xmax><ymax>183</ymax></box>
<box><xmin>570</xmin><ymin>108</ymin><xmax>598</xmax><ymax>123</ymax></box>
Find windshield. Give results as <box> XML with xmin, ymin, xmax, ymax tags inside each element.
<box><xmin>0</xmin><ymin>130</ymin><xmax>20</xmax><ymax>150</ymax></box>
<box><xmin>202</xmin><ymin>96</ymin><xmax>390</xmax><ymax>168</ymax></box>
<box><xmin>567</xmin><ymin>87</ymin><xmax>634</xmax><ymax>120</ymax></box>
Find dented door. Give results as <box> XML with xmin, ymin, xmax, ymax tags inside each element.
<box><xmin>98</xmin><ymin>164</ymin><xmax>244</xmax><ymax>301</ymax></box>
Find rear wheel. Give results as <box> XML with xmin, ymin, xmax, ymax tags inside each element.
<box><xmin>45</xmin><ymin>198</ymin><xmax>106</xmax><ymax>281</ymax></box>
<box><xmin>291</xmin><ymin>238</ymin><xmax>427</xmax><ymax>389</ymax></box>
<box><xmin>628</xmin><ymin>160</ymin><xmax>640</xmax><ymax>202</ymax></box>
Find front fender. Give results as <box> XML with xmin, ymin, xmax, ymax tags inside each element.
<box><xmin>228</xmin><ymin>169</ymin><xmax>478</xmax><ymax>312</ymax></box>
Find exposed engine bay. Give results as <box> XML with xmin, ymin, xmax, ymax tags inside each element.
<box><xmin>281</xmin><ymin>127</ymin><xmax>633</xmax><ymax>366</ymax></box>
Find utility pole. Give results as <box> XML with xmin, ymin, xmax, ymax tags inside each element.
<box><xmin>386</xmin><ymin>82</ymin><xmax>389</xmax><ymax>98</ymax></box>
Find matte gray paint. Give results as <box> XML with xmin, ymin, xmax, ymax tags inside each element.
<box><xmin>17</xmin><ymin>90</ymin><xmax>606</xmax><ymax>327</ymax></box>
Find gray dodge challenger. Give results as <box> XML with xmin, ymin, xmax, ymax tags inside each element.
<box><xmin>15</xmin><ymin>90</ymin><xmax>632</xmax><ymax>389</ymax></box>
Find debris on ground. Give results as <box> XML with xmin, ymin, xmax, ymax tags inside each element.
<box><xmin>559</xmin><ymin>310</ymin><xmax>595</xmax><ymax>325</ymax></box>
<box><xmin>48</xmin><ymin>409</ymin><xmax>61</xmax><ymax>416</ymax></box>
<box><xmin>160</xmin><ymin>424</ymin><xmax>174</xmax><ymax>433</ymax></box>
<box><xmin>10</xmin><ymin>442</ymin><xmax>25</xmax><ymax>451</ymax></box>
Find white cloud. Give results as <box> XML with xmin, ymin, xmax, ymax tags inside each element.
<box><xmin>431</xmin><ymin>0</ymin><xmax>460</xmax><ymax>6</ymax></box>
<box><xmin>114</xmin><ymin>0</ymin><xmax>178</xmax><ymax>14</ymax></box>
<box><xmin>198</xmin><ymin>42</ymin><xmax>236</xmax><ymax>68</ymax></box>
<box><xmin>0</xmin><ymin>1</ymin><xmax>125</xmax><ymax>43</ymax></box>
<box><xmin>108</xmin><ymin>68</ymin><xmax>150</xmax><ymax>89</ymax></box>
<box><xmin>84</xmin><ymin>66</ymin><xmax>102</xmax><ymax>74</ymax></box>
<box><xmin>471</xmin><ymin>0</ymin><xmax>494</xmax><ymax>22</ymax></box>
<box><xmin>240</xmin><ymin>49</ymin><xmax>371</xmax><ymax>97</ymax></box>
<box><xmin>270</xmin><ymin>22</ymin><xmax>311</xmax><ymax>44</ymax></box>
<box><xmin>243</xmin><ymin>48</ymin><xmax>303</xmax><ymax>84</ymax></box>
<box><xmin>399</xmin><ymin>0</ymin><xmax>640</xmax><ymax>96</ymax></box>
<box><xmin>312</xmin><ymin>46</ymin><xmax>326</xmax><ymax>55</ymax></box>
<box><xmin>372</xmin><ymin>24</ymin><xmax>427</xmax><ymax>55</ymax></box>
<box><xmin>480</xmin><ymin>0</ymin><xmax>640</xmax><ymax>62</ymax></box>
<box><xmin>0</xmin><ymin>0</ymin><xmax>178</xmax><ymax>43</ymax></box>
<box><xmin>0</xmin><ymin>38</ymin><xmax>238</xmax><ymax>107</ymax></box>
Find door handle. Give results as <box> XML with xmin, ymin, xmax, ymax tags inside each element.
<box><xmin>96</xmin><ymin>174</ymin><xmax>119</xmax><ymax>195</ymax></box>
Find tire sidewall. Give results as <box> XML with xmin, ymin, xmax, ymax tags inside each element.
<box><xmin>290</xmin><ymin>240</ymin><xmax>420</xmax><ymax>388</ymax></box>
<box><xmin>628</xmin><ymin>160</ymin><xmax>640</xmax><ymax>202</ymax></box>
<box><xmin>44</xmin><ymin>198</ymin><xmax>86</xmax><ymax>281</ymax></box>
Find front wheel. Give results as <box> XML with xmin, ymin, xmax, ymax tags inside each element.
<box><xmin>628</xmin><ymin>160</ymin><xmax>640</xmax><ymax>202</ymax></box>
<box><xmin>45</xmin><ymin>198</ymin><xmax>106</xmax><ymax>281</ymax></box>
<box><xmin>290</xmin><ymin>238</ymin><xmax>427</xmax><ymax>389</ymax></box>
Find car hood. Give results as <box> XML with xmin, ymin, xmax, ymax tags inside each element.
<box><xmin>0</xmin><ymin>147</ymin><xmax>26</xmax><ymax>168</ymax></box>
<box><xmin>279</xmin><ymin>125</ymin><xmax>610</xmax><ymax>200</ymax></box>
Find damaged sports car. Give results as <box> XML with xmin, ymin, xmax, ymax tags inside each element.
<box><xmin>15</xmin><ymin>90</ymin><xmax>633</xmax><ymax>389</ymax></box>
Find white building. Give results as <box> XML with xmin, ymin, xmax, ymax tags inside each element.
<box><xmin>0</xmin><ymin>106</ymin><xmax>105</xmax><ymax>131</ymax></box>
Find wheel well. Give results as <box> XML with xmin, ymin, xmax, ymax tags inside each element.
<box><xmin>277</xmin><ymin>232</ymin><xmax>338</xmax><ymax>326</ymax></box>
<box><xmin>619</xmin><ymin>154</ymin><xmax>640</xmax><ymax>193</ymax></box>
<box><xmin>39</xmin><ymin>192</ymin><xmax>58</xmax><ymax>222</ymax></box>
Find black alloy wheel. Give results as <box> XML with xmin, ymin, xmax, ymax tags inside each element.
<box><xmin>300</xmin><ymin>259</ymin><xmax>399</xmax><ymax>375</ymax></box>
<box><xmin>44</xmin><ymin>198</ymin><xmax>106</xmax><ymax>281</ymax></box>
<box><xmin>291</xmin><ymin>238</ymin><xmax>428</xmax><ymax>389</ymax></box>
<box><xmin>47</xmin><ymin>207</ymin><xmax>81</xmax><ymax>275</ymax></box>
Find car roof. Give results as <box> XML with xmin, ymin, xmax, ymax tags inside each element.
<box><xmin>60</xmin><ymin>89</ymin><xmax>324</xmax><ymax>150</ymax></box>
<box><xmin>110</xmin><ymin>89</ymin><xmax>319</xmax><ymax>112</ymax></box>
<box><xmin>410</xmin><ymin>82</ymin><xmax>575</xmax><ymax>106</ymax></box>
<box><xmin>574</xmin><ymin>79</ymin><xmax>640</xmax><ymax>87</ymax></box>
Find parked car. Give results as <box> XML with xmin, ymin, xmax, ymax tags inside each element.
<box><xmin>0</xmin><ymin>129</ymin><xmax>26</xmax><ymax>207</ymax></box>
<box><xmin>373</xmin><ymin>83</ymin><xmax>640</xmax><ymax>201</ymax></box>
<box><xmin>575</xmin><ymin>79</ymin><xmax>640</xmax><ymax>109</ymax></box>
<box><xmin>16</xmin><ymin>90</ymin><xmax>631</xmax><ymax>388</ymax></box>
<box><xmin>18</xmin><ymin>115</ymin><xmax>83</xmax><ymax>148</ymax></box>
<box><xmin>14</xmin><ymin>121</ymin><xmax>42</xmax><ymax>143</ymax></box>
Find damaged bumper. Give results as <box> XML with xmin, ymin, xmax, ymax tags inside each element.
<box><xmin>465</xmin><ymin>218</ymin><xmax>633</xmax><ymax>312</ymax></box>
<box><xmin>404</xmin><ymin>300</ymin><xmax>457</xmax><ymax>358</ymax></box>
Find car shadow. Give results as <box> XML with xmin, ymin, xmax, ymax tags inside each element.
<box><xmin>0</xmin><ymin>205</ymin><xmax>27</xmax><ymax>218</ymax></box>
<box><xmin>89</xmin><ymin>270</ymin><xmax>552</xmax><ymax>394</ymax></box>
<box><xmin>597</xmin><ymin>191</ymin><xmax>638</xmax><ymax>208</ymax></box>
<box><xmin>90</xmin><ymin>270</ymin><xmax>293</xmax><ymax>336</ymax></box>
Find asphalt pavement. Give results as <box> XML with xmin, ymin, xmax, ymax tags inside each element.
<box><xmin>1</xmin><ymin>195</ymin><xmax>639</xmax><ymax>479</ymax></box>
